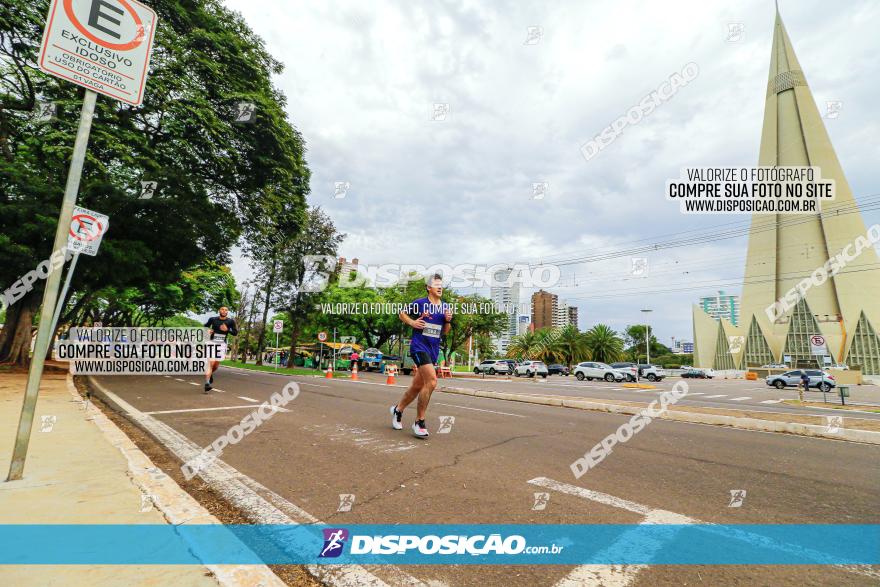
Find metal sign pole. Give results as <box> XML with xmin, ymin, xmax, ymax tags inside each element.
<box><xmin>49</xmin><ymin>252</ymin><xmax>80</xmax><ymax>340</ymax></box>
<box><xmin>274</xmin><ymin>332</ymin><xmax>279</xmax><ymax>370</ymax></box>
<box><xmin>7</xmin><ymin>90</ymin><xmax>98</xmax><ymax>482</ymax></box>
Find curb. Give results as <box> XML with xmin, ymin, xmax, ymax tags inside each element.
<box><xmin>438</xmin><ymin>385</ymin><xmax>880</xmax><ymax>444</ymax></box>
<box><xmin>74</xmin><ymin>375</ymin><xmax>284</xmax><ymax>587</ymax></box>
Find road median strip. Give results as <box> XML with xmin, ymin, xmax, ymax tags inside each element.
<box><xmin>437</xmin><ymin>384</ymin><xmax>880</xmax><ymax>444</ymax></box>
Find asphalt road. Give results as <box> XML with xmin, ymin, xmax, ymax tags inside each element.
<box><xmin>93</xmin><ymin>368</ymin><xmax>880</xmax><ymax>586</ymax></box>
<box><xmin>436</xmin><ymin>373</ymin><xmax>880</xmax><ymax>421</ymax></box>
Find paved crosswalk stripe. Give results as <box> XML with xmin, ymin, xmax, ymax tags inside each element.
<box><xmin>529</xmin><ymin>477</ymin><xmax>875</xmax><ymax>584</ymax></box>
<box><xmin>238</xmin><ymin>396</ymin><xmax>259</xmax><ymax>403</ymax></box>
<box><xmin>703</xmin><ymin>394</ymin><xmax>727</xmax><ymax>398</ymax></box>
<box><xmin>760</xmin><ymin>399</ymin><xmax>784</xmax><ymax>404</ymax></box>
<box><xmin>730</xmin><ymin>396</ymin><xmax>752</xmax><ymax>401</ymax></box>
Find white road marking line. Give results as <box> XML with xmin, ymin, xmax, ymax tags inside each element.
<box><xmin>188</xmin><ymin>382</ymin><xmax>200</xmax><ymax>386</ymax></box>
<box><xmin>529</xmin><ymin>477</ymin><xmax>662</xmax><ymax>517</ymax></box>
<box><xmin>383</xmin><ymin>444</ymin><xmax>418</xmax><ymax>452</ymax></box>
<box><xmin>730</xmin><ymin>396</ymin><xmax>752</xmax><ymax>401</ymax></box>
<box><xmin>686</xmin><ymin>392</ymin><xmax>705</xmax><ymax>396</ymax></box>
<box><xmin>434</xmin><ymin>402</ymin><xmax>526</xmax><ymax>418</ymax></box>
<box><xmin>299</xmin><ymin>382</ymin><xmax>329</xmax><ymax>387</ymax></box>
<box><xmin>530</xmin><ymin>477</ymin><xmax>875</xmax><ymax>583</ymax></box>
<box><xmin>529</xmin><ymin>477</ymin><xmax>694</xmax><ymax>587</ymax></box>
<box><xmin>703</xmin><ymin>394</ymin><xmax>727</xmax><ymax>398</ymax></box>
<box><xmin>212</xmin><ymin>388</ymin><xmax>226</xmax><ymax>393</ymax></box>
<box><xmin>144</xmin><ymin>405</ymin><xmax>290</xmax><ymax>415</ymax></box>
<box><xmin>174</xmin><ymin>378</ymin><xmax>185</xmax><ymax>382</ymax></box>
<box><xmin>760</xmin><ymin>399</ymin><xmax>784</xmax><ymax>404</ymax></box>
<box><xmin>237</xmin><ymin>396</ymin><xmax>259</xmax><ymax>403</ymax></box>
<box><xmin>90</xmin><ymin>379</ymin><xmax>426</xmax><ymax>587</ymax></box>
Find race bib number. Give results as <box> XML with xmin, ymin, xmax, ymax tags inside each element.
<box><xmin>423</xmin><ymin>323</ymin><xmax>441</xmax><ymax>339</ymax></box>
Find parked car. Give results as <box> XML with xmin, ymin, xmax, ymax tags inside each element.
<box><xmin>499</xmin><ymin>359</ymin><xmax>519</xmax><ymax>373</ymax></box>
<box><xmin>681</xmin><ymin>367</ymin><xmax>715</xmax><ymax>379</ymax></box>
<box><xmin>574</xmin><ymin>362</ymin><xmax>625</xmax><ymax>382</ymax></box>
<box><xmin>765</xmin><ymin>369</ymin><xmax>835</xmax><ymax>392</ymax></box>
<box><xmin>473</xmin><ymin>360</ymin><xmax>510</xmax><ymax>375</ymax></box>
<box><xmin>610</xmin><ymin>362</ymin><xmax>638</xmax><ymax>382</ymax></box>
<box><xmin>637</xmin><ymin>364</ymin><xmax>667</xmax><ymax>381</ymax></box>
<box><xmin>515</xmin><ymin>360</ymin><xmax>549</xmax><ymax>378</ymax></box>
<box><xmin>547</xmin><ymin>364</ymin><xmax>570</xmax><ymax>376</ymax></box>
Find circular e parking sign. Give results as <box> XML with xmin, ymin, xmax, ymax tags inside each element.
<box><xmin>39</xmin><ymin>0</ymin><xmax>158</xmax><ymax>105</ymax></box>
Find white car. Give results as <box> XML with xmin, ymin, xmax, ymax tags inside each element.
<box><xmin>473</xmin><ymin>360</ymin><xmax>510</xmax><ymax>375</ymax></box>
<box><xmin>574</xmin><ymin>362</ymin><xmax>625</xmax><ymax>382</ymax></box>
<box><xmin>515</xmin><ymin>360</ymin><xmax>548</xmax><ymax>378</ymax></box>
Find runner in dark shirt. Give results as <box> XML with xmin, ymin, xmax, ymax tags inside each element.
<box><xmin>389</xmin><ymin>274</ymin><xmax>452</xmax><ymax>437</ymax></box>
<box><xmin>204</xmin><ymin>306</ymin><xmax>237</xmax><ymax>393</ymax></box>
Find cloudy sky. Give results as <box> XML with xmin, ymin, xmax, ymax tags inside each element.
<box><xmin>221</xmin><ymin>0</ymin><xmax>880</xmax><ymax>347</ymax></box>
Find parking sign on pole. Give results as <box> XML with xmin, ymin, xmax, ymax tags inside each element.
<box><xmin>9</xmin><ymin>0</ymin><xmax>158</xmax><ymax>481</ymax></box>
<box><xmin>38</xmin><ymin>0</ymin><xmax>158</xmax><ymax>106</ymax></box>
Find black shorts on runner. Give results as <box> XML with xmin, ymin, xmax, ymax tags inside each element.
<box><xmin>410</xmin><ymin>351</ymin><xmax>434</xmax><ymax>367</ymax></box>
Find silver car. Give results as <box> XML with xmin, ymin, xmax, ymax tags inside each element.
<box><xmin>473</xmin><ymin>360</ymin><xmax>510</xmax><ymax>375</ymax></box>
<box><xmin>574</xmin><ymin>362</ymin><xmax>626</xmax><ymax>382</ymax></box>
<box><xmin>515</xmin><ymin>360</ymin><xmax>549</xmax><ymax>378</ymax></box>
<box><xmin>765</xmin><ymin>369</ymin><xmax>835</xmax><ymax>392</ymax></box>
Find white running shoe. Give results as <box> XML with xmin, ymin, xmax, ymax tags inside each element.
<box><xmin>390</xmin><ymin>405</ymin><xmax>403</xmax><ymax>430</ymax></box>
<box><xmin>412</xmin><ymin>419</ymin><xmax>429</xmax><ymax>438</ymax></box>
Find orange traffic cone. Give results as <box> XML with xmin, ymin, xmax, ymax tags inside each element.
<box><xmin>351</xmin><ymin>362</ymin><xmax>359</xmax><ymax>381</ymax></box>
<box><xmin>386</xmin><ymin>365</ymin><xmax>397</xmax><ymax>385</ymax></box>
<box><xmin>325</xmin><ymin>364</ymin><xmax>333</xmax><ymax>379</ymax></box>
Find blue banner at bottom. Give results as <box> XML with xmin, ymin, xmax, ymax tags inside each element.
<box><xmin>0</xmin><ymin>524</ymin><xmax>877</xmax><ymax>565</ymax></box>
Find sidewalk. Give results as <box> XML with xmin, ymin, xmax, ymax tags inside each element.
<box><xmin>0</xmin><ymin>370</ymin><xmax>282</xmax><ymax>587</ymax></box>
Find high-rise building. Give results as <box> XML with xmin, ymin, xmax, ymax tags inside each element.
<box><xmin>490</xmin><ymin>267</ymin><xmax>520</xmax><ymax>355</ymax></box>
<box><xmin>699</xmin><ymin>291</ymin><xmax>740</xmax><ymax>327</ymax></box>
<box><xmin>693</xmin><ymin>8</ymin><xmax>880</xmax><ymax>373</ymax></box>
<box><xmin>517</xmin><ymin>315</ymin><xmax>531</xmax><ymax>335</ymax></box>
<box><xmin>568</xmin><ymin>306</ymin><xmax>579</xmax><ymax>330</ymax></box>
<box><xmin>531</xmin><ymin>290</ymin><xmax>557</xmax><ymax>330</ymax></box>
<box><xmin>553</xmin><ymin>299</ymin><xmax>570</xmax><ymax>329</ymax></box>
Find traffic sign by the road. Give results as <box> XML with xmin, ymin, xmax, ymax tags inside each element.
<box><xmin>38</xmin><ymin>0</ymin><xmax>158</xmax><ymax>105</ymax></box>
<box><xmin>273</xmin><ymin>320</ymin><xmax>284</xmax><ymax>333</ymax></box>
<box><xmin>810</xmin><ymin>335</ymin><xmax>827</xmax><ymax>356</ymax></box>
<box><xmin>67</xmin><ymin>206</ymin><xmax>109</xmax><ymax>256</ymax></box>
<box><xmin>317</xmin><ymin>331</ymin><xmax>328</xmax><ymax>342</ymax></box>
<box><xmin>340</xmin><ymin>336</ymin><xmax>356</xmax><ymax>344</ymax></box>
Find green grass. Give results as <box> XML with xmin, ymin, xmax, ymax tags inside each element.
<box><xmin>221</xmin><ymin>360</ymin><xmax>326</xmax><ymax>377</ymax></box>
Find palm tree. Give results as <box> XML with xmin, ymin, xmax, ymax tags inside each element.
<box><xmin>507</xmin><ymin>330</ymin><xmax>539</xmax><ymax>360</ymax></box>
<box><xmin>585</xmin><ymin>324</ymin><xmax>624</xmax><ymax>364</ymax></box>
<box><xmin>553</xmin><ymin>325</ymin><xmax>590</xmax><ymax>369</ymax></box>
<box><xmin>534</xmin><ymin>328</ymin><xmax>564</xmax><ymax>363</ymax></box>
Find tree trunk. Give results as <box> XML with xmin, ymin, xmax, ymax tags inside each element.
<box><xmin>0</xmin><ymin>290</ymin><xmax>40</xmax><ymax>368</ymax></box>
<box><xmin>255</xmin><ymin>258</ymin><xmax>277</xmax><ymax>365</ymax></box>
<box><xmin>287</xmin><ymin>309</ymin><xmax>300</xmax><ymax>370</ymax></box>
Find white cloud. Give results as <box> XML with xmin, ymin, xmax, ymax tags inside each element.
<box><xmin>223</xmin><ymin>0</ymin><xmax>880</xmax><ymax>344</ymax></box>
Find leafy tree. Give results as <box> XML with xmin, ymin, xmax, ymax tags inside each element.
<box><xmin>0</xmin><ymin>0</ymin><xmax>308</xmax><ymax>366</ymax></box>
<box><xmin>552</xmin><ymin>325</ymin><xmax>590</xmax><ymax>368</ymax></box>
<box><xmin>271</xmin><ymin>207</ymin><xmax>343</xmax><ymax>369</ymax></box>
<box><xmin>584</xmin><ymin>324</ymin><xmax>624</xmax><ymax>364</ymax></box>
<box><xmin>624</xmin><ymin>325</ymin><xmax>670</xmax><ymax>362</ymax></box>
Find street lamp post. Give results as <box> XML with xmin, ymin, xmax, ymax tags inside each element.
<box><xmin>641</xmin><ymin>309</ymin><xmax>653</xmax><ymax>367</ymax></box>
